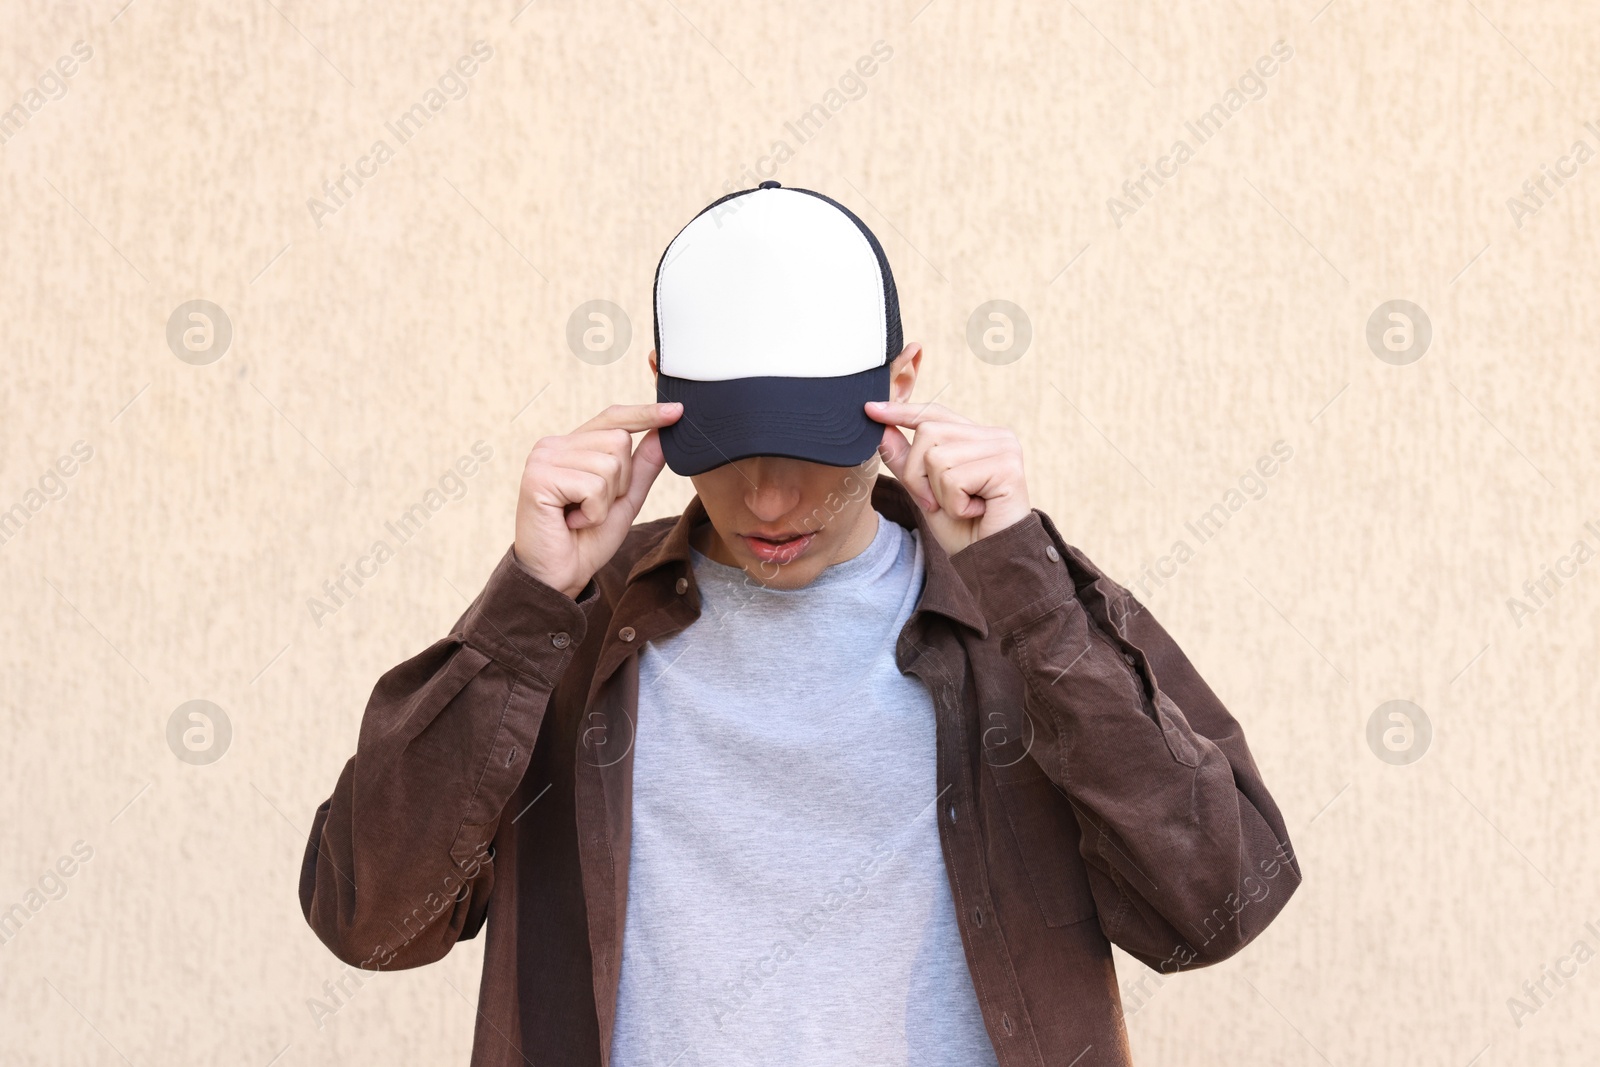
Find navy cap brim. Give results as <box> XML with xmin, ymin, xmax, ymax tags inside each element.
<box><xmin>657</xmin><ymin>365</ymin><xmax>890</xmax><ymax>477</ymax></box>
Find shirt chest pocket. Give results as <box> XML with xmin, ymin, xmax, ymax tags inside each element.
<box><xmin>993</xmin><ymin>763</ymin><xmax>1098</xmax><ymax>928</ymax></box>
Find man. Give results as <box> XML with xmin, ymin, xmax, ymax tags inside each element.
<box><xmin>300</xmin><ymin>182</ymin><xmax>1300</xmax><ymax>1066</ymax></box>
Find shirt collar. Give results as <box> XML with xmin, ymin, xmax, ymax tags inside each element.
<box><xmin>626</xmin><ymin>475</ymin><xmax>989</xmax><ymax>639</ymax></box>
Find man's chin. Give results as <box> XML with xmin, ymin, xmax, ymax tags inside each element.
<box><xmin>741</xmin><ymin>554</ymin><xmax>829</xmax><ymax>589</ymax></box>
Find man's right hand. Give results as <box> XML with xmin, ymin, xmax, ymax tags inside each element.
<box><xmin>513</xmin><ymin>402</ymin><xmax>683</xmax><ymax>599</ymax></box>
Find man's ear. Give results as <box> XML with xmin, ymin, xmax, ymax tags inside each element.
<box><xmin>888</xmin><ymin>342</ymin><xmax>922</xmax><ymax>403</ymax></box>
<box><xmin>648</xmin><ymin>349</ymin><xmax>659</xmax><ymax>379</ymax></box>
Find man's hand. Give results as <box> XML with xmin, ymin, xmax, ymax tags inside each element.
<box><xmin>514</xmin><ymin>402</ymin><xmax>682</xmax><ymax>599</ymax></box>
<box><xmin>866</xmin><ymin>400</ymin><xmax>1031</xmax><ymax>555</ymax></box>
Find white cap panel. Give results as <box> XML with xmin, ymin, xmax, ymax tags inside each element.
<box><xmin>655</xmin><ymin>189</ymin><xmax>887</xmax><ymax>382</ymax></box>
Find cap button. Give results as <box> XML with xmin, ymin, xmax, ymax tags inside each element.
<box><xmin>758</xmin><ymin>180</ymin><xmax>781</xmax><ymax>189</ymax></box>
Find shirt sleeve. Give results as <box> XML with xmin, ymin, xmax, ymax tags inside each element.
<box><xmin>949</xmin><ymin>510</ymin><xmax>1301</xmax><ymax>971</ymax></box>
<box><xmin>298</xmin><ymin>545</ymin><xmax>598</xmax><ymax>969</ymax></box>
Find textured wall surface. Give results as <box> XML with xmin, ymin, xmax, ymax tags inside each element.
<box><xmin>2</xmin><ymin>0</ymin><xmax>1598</xmax><ymax>1064</ymax></box>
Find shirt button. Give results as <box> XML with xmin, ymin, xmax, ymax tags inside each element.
<box><xmin>618</xmin><ymin>627</ymin><xmax>636</xmax><ymax>642</ymax></box>
<box><xmin>1124</xmin><ymin>652</ymin><xmax>1137</xmax><ymax>666</ymax></box>
<box><xmin>1045</xmin><ymin>545</ymin><xmax>1061</xmax><ymax>563</ymax></box>
<box><xmin>675</xmin><ymin>577</ymin><xmax>688</xmax><ymax>595</ymax></box>
<box><xmin>551</xmin><ymin>632</ymin><xmax>571</xmax><ymax>649</ymax></box>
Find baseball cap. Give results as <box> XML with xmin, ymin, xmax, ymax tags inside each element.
<box><xmin>652</xmin><ymin>180</ymin><xmax>902</xmax><ymax>477</ymax></box>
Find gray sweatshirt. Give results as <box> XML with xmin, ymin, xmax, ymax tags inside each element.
<box><xmin>609</xmin><ymin>511</ymin><xmax>999</xmax><ymax>1067</ymax></box>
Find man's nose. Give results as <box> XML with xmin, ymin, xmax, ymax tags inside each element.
<box><xmin>742</xmin><ymin>461</ymin><xmax>801</xmax><ymax>522</ymax></box>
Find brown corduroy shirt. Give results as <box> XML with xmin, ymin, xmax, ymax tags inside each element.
<box><xmin>300</xmin><ymin>476</ymin><xmax>1301</xmax><ymax>1066</ymax></box>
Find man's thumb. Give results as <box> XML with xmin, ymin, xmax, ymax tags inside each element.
<box><xmin>623</xmin><ymin>429</ymin><xmax>667</xmax><ymax>514</ymax></box>
<box><xmin>877</xmin><ymin>424</ymin><xmax>911</xmax><ymax>480</ymax></box>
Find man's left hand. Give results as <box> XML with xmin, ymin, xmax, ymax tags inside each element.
<box><xmin>866</xmin><ymin>400</ymin><xmax>1032</xmax><ymax>555</ymax></box>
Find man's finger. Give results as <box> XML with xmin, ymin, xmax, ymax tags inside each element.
<box><xmin>931</xmin><ymin>456</ymin><xmax>1006</xmax><ymax>520</ymax></box>
<box><xmin>864</xmin><ymin>400</ymin><xmax>974</xmax><ymax>430</ymax></box>
<box><xmin>922</xmin><ymin>437</ymin><xmax>1013</xmax><ymax>484</ymax></box>
<box><xmin>576</xmin><ymin>401</ymin><xmax>683</xmax><ymax>435</ymax></box>
<box><xmin>560</xmin><ymin>428</ymin><xmax>636</xmax><ymax>464</ymax></box>
<box><xmin>548</xmin><ymin>448</ymin><xmax>628</xmax><ymax>503</ymax></box>
<box><xmin>538</xmin><ymin>468</ymin><xmax>610</xmax><ymax>530</ymax></box>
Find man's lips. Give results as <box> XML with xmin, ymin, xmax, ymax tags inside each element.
<box><xmin>741</xmin><ymin>531</ymin><xmax>816</xmax><ymax>564</ymax></box>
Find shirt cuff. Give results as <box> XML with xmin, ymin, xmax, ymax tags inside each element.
<box><xmin>460</xmin><ymin>546</ymin><xmax>595</xmax><ymax>683</ymax></box>
<box><xmin>947</xmin><ymin>510</ymin><xmax>1076</xmax><ymax>633</ymax></box>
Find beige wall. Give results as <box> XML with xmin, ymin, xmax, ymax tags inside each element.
<box><xmin>3</xmin><ymin>0</ymin><xmax>1598</xmax><ymax>1063</ymax></box>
